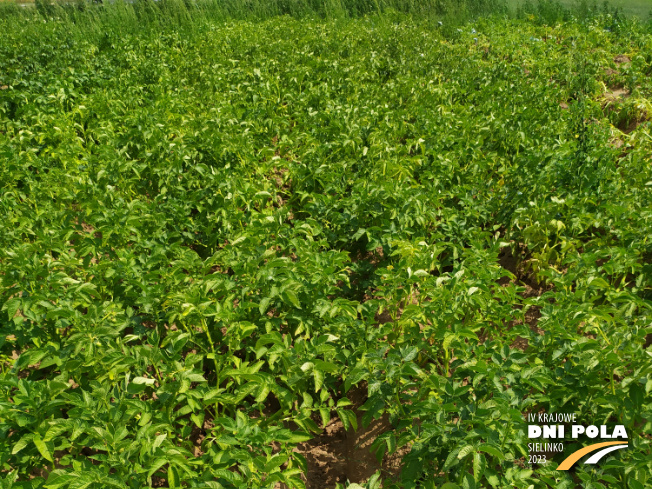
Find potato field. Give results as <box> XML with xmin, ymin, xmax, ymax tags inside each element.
<box><xmin>0</xmin><ymin>1</ymin><xmax>651</xmax><ymax>488</ymax></box>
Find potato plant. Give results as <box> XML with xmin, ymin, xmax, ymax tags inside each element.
<box><xmin>0</xmin><ymin>2</ymin><xmax>651</xmax><ymax>488</ymax></box>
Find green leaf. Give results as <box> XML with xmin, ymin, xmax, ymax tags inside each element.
<box><xmin>255</xmin><ymin>384</ymin><xmax>270</xmax><ymax>403</ymax></box>
<box><xmin>259</xmin><ymin>297</ymin><xmax>271</xmax><ymax>315</ymax></box>
<box><xmin>319</xmin><ymin>408</ymin><xmax>330</xmax><ymax>427</ymax></box>
<box><xmin>2</xmin><ymin>298</ymin><xmax>20</xmax><ymax>320</ymax></box>
<box><xmin>461</xmin><ymin>473</ymin><xmax>476</xmax><ymax>489</ymax></box>
<box><xmin>443</xmin><ymin>447</ymin><xmax>461</xmax><ymax>470</ymax></box>
<box><xmin>473</xmin><ymin>452</ymin><xmax>486</xmax><ymax>482</ymax></box>
<box><xmin>168</xmin><ymin>465</ymin><xmax>179</xmax><ymax>489</ymax></box>
<box><xmin>284</xmin><ymin>290</ymin><xmax>302</xmax><ymax>309</ymax></box>
<box><xmin>485</xmin><ymin>470</ymin><xmax>500</xmax><ymax>488</ymax></box>
<box><xmin>214</xmin><ymin>469</ymin><xmax>244</xmax><ymax>483</ymax></box>
<box><xmin>264</xmin><ymin>453</ymin><xmax>289</xmax><ymax>473</ymax></box>
<box><xmin>12</xmin><ymin>433</ymin><xmax>34</xmax><ymax>454</ymax></box>
<box><xmin>33</xmin><ymin>434</ymin><xmax>53</xmax><ymax>462</ymax></box>
<box><xmin>314</xmin><ymin>360</ymin><xmax>339</xmax><ymax>373</ymax></box>
<box><xmin>336</xmin><ymin>408</ymin><xmax>358</xmax><ymax>432</ymax></box>
<box><xmin>133</xmin><ymin>377</ymin><xmax>156</xmax><ymax>386</ymax></box>
<box><xmin>313</xmin><ymin>369</ymin><xmax>325</xmax><ymax>392</ymax></box>
<box><xmin>276</xmin><ymin>430</ymin><xmax>312</xmax><ymax>444</ymax></box>
<box><xmin>152</xmin><ymin>433</ymin><xmax>167</xmax><ymax>449</ymax></box>
<box><xmin>345</xmin><ymin>365</ymin><xmax>368</xmax><ymax>391</ymax></box>
<box><xmin>185</xmin><ymin>372</ymin><xmax>207</xmax><ymax>383</ymax></box>
<box><xmin>629</xmin><ymin>383</ymin><xmax>644</xmax><ymax>408</ymax></box>
<box><xmin>477</xmin><ymin>444</ymin><xmax>504</xmax><ymax>460</ymax></box>
<box><xmin>147</xmin><ymin>458</ymin><xmax>168</xmax><ymax>477</ymax></box>
<box><xmin>457</xmin><ymin>445</ymin><xmax>474</xmax><ymax>460</ymax></box>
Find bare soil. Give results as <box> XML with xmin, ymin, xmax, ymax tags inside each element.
<box><xmin>614</xmin><ymin>54</ymin><xmax>630</xmax><ymax>65</ymax></box>
<box><xmin>277</xmin><ymin>386</ymin><xmax>408</xmax><ymax>488</ymax></box>
<box><xmin>498</xmin><ymin>245</ymin><xmax>549</xmax><ymax>351</ymax></box>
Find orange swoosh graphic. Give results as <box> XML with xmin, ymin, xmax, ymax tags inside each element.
<box><xmin>557</xmin><ymin>441</ymin><xmax>627</xmax><ymax>470</ymax></box>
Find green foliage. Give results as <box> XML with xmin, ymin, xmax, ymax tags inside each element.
<box><xmin>0</xmin><ymin>4</ymin><xmax>651</xmax><ymax>489</ymax></box>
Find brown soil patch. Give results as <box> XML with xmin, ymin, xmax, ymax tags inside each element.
<box><xmin>351</xmin><ymin>247</ymin><xmax>385</xmax><ymax>266</ymax></box>
<box><xmin>619</xmin><ymin>119</ymin><xmax>642</xmax><ymax>134</ymax></box>
<box><xmin>524</xmin><ymin>302</ymin><xmax>542</xmax><ymax>331</ymax></box>
<box><xmin>609</xmin><ymin>138</ymin><xmax>624</xmax><ymax>149</ymax></box>
<box><xmin>614</xmin><ymin>54</ymin><xmax>630</xmax><ymax>65</ymax></box>
<box><xmin>189</xmin><ymin>418</ymin><xmax>214</xmax><ymax>457</ymax></box>
<box><xmin>375</xmin><ymin>308</ymin><xmax>393</xmax><ymax>325</ymax></box>
<box><xmin>498</xmin><ymin>245</ymin><xmax>549</xmax><ymax>293</ymax></box>
<box><xmin>510</xmin><ymin>303</ymin><xmax>543</xmax><ymax>351</ymax></box>
<box><xmin>604</xmin><ymin>67</ymin><xmax>619</xmax><ymax>76</ymax></box>
<box><xmin>270</xmin><ymin>166</ymin><xmax>290</xmax><ymax>189</ymax></box>
<box><xmin>511</xmin><ymin>335</ymin><xmax>529</xmax><ymax>351</ymax></box>
<box><xmin>151</xmin><ymin>476</ymin><xmax>167</xmax><ymax>487</ymax></box>
<box><xmin>498</xmin><ymin>246</ymin><xmax>548</xmax><ymax>351</ymax></box>
<box><xmin>277</xmin><ymin>387</ymin><xmax>407</xmax><ymax>488</ymax></box>
<box><xmin>604</xmin><ymin>88</ymin><xmax>630</xmax><ymax>102</ymax></box>
<box><xmin>601</xmin><ymin>88</ymin><xmax>648</xmax><ymax>134</ymax></box>
<box><xmin>28</xmin><ymin>450</ymin><xmax>68</xmax><ymax>481</ymax></box>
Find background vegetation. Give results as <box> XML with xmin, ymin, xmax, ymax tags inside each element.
<box><xmin>1</xmin><ymin>0</ymin><xmax>651</xmax><ymax>22</ymax></box>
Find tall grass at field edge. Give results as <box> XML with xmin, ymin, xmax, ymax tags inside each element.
<box><xmin>0</xmin><ymin>0</ymin><xmax>513</xmax><ymax>28</ymax></box>
<box><xmin>0</xmin><ymin>0</ymin><xmax>512</xmax><ymax>39</ymax></box>
<box><xmin>0</xmin><ymin>0</ymin><xmax>648</xmax><ymax>47</ymax></box>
